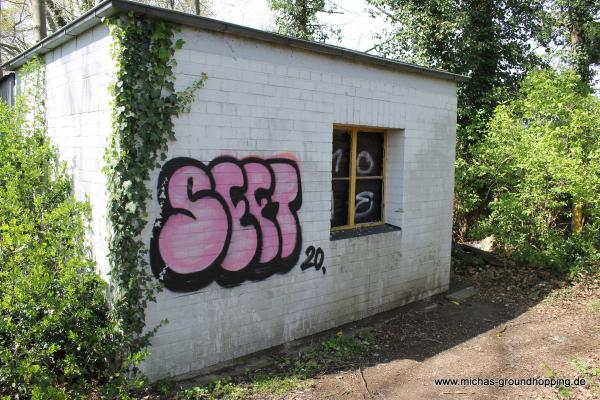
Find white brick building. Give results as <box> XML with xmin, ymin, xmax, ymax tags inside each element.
<box><xmin>2</xmin><ymin>0</ymin><xmax>465</xmax><ymax>381</ymax></box>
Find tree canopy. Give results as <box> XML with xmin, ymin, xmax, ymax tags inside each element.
<box><xmin>0</xmin><ymin>0</ymin><xmax>211</xmax><ymax>67</ymax></box>
<box><xmin>468</xmin><ymin>70</ymin><xmax>600</xmax><ymax>273</ymax></box>
<box><xmin>268</xmin><ymin>0</ymin><xmax>340</xmax><ymax>42</ymax></box>
<box><xmin>367</xmin><ymin>0</ymin><xmax>555</xmax><ymax>155</ymax></box>
<box><xmin>552</xmin><ymin>0</ymin><xmax>600</xmax><ymax>86</ymax></box>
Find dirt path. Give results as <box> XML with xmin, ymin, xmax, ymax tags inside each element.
<box><xmin>274</xmin><ymin>270</ymin><xmax>600</xmax><ymax>400</ymax></box>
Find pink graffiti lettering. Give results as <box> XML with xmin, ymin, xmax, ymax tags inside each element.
<box><xmin>150</xmin><ymin>155</ymin><xmax>302</xmax><ymax>291</ymax></box>
<box><xmin>211</xmin><ymin>161</ymin><xmax>258</xmax><ymax>272</ymax></box>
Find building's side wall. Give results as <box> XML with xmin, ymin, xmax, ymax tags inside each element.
<box><xmin>142</xmin><ymin>26</ymin><xmax>457</xmax><ymax>380</ymax></box>
<box><xmin>43</xmin><ymin>24</ymin><xmax>114</xmax><ymax>278</ymax></box>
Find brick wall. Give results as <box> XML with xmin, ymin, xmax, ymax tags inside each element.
<box><xmin>43</xmin><ymin>24</ymin><xmax>114</xmax><ymax>279</ymax></box>
<box><xmin>33</xmin><ymin>19</ymin><xmax>456</xmax><ymax>381</ymax></box>
<box><xmin>139</xmin><ymin>27</ymin><xmax>457</xmax><ymax>380</ymax></box>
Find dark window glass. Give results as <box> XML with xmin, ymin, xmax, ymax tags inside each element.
<box><xmin>332</xmin><ymin>128</ymin><xmax>385</xmax><ymax>229</ymax></box>
<box><xmin>356</xmin><ymin>132</ymin><xmax>384</xmax><ymax>177</ymax></box>
<box><xmin>332</xmin><ymin>130</ymin><xmax>351</xmax><ymax>178</ymax></box>
<box><xmin>354</xmin><ymin>178</ymin><xmax>383</xmax><ymax>224</ymax></box>
<box><xmin>331</xmin><ymin>180</ymin><xmax>349</xmax><ymax>227</ymax></box>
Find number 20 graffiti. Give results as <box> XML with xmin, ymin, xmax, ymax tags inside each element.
<box><xmin>150</xmin><ymin>155</ymin><xmax>302</xmax><ymax>292</ymax></box>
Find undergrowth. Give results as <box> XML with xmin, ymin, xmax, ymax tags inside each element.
<box><xmin>173</xmin><ymin>330</ymin><xmax>376</xmax><ymax>399</ymax></box>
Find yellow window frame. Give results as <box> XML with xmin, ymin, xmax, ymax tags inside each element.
<box><xmin>331</xmin><ymin>125</ymin><xmax>387</xmax><ymax>231</ymax></box>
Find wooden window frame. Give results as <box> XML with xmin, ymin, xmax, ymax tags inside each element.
<box><xmin>331</xmin><ymin>125</ymin><xmax>387</xmax><ymax>231</ymax></box>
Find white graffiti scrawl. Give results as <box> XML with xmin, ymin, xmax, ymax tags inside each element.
<box><xmin>355</xmin><ymin>191</ymin><xmax>374</xmax><ymax>219</ymax></box>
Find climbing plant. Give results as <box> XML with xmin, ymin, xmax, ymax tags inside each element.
<box><xmin>104</xmin><ymin>13</ymin><xmax>206</xmax><ymax>373</ymax></box>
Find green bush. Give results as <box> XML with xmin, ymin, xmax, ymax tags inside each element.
<box><xmin>0</xmin><ymin>97</ymin><xmax>123</xmax><ymax>397</ymax></box>
<box><xmin>465</xmin><ymin>69</ymin><xmax>600</xmax><ymax>274</ymax></box>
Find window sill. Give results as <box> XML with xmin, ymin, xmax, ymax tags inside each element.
<box><xmin>330</xmin><ymin>223</ymin><xmax>401</xmax><ymax>241</ymax></box>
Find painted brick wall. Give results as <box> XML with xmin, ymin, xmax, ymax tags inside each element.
<box><xmin>43</xmin><ymin>24</ymin><xmax>114</xmax><ymax>279</ymax></box>
<box><xmin>32</xmin><ymin>19</ymin><xmax>455</xmax><ymax>381</ymax></box>
<box><xmin>140</xmin><ymin>26</ymin><xmax>457</xmax><ymax>380</ymax></box>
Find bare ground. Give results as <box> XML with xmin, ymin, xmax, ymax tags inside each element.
<box><xmin>259</xmin><ymin>265</ymin><xmax>600</xmax><ymax>400</ymax></box>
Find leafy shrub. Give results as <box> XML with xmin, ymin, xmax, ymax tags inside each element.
<box><xmin>466</xmin><ymin>69</ymin><xmax>600</xmax><ymax>274</ymax></box>
<box><xmin>0</xmin><ymin>97</ymin><xmax>123</xmax><ymax>397</ymax></box>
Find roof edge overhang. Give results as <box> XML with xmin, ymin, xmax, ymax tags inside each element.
<box><xmin>2</xmin><ymin>0</ymin><xmax>469</xmax><ymax>83</ymax></box>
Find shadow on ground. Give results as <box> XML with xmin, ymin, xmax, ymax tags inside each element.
<box><xmin>179</xmin><ymin>265</ymin><xmax>548</xmax><ymax>383</ymax></box>
<box><xmin>170</xmin><ymin>261</ymin><xmax>599</xmax><ymax>400</ymax></box>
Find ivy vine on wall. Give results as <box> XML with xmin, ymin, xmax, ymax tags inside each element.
<box><xmin>18</xmin><ymin>56</ymin><xmax>46</xmax><ymax>126</ymax></box>
<box><xmin>104</xmin><ymin>13</ymin><xmax>206</xmax><ymax>366</ymax></box>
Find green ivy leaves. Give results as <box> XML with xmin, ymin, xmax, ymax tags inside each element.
<box><xmin>104</xmin><ymin>13</ymin><xmax>206</xmax><ymax>373</ymax></box>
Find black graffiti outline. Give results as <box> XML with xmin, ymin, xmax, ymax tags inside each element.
<box><xmin>300</xmin><ymin>245</ymin><xmax>326</xmax><ymax>274</ymax></box>
<box><xmin>150</xmin><ymin>156</ymin><xmax>303</xmax><ymax>292</ymax></box>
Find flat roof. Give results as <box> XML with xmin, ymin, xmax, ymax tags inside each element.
<box><xmin>2</xmin><ymin>0</ymin><xmax>469</xmax><ymax>83</ymax></box>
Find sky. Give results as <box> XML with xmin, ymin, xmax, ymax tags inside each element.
<box><xmin>207</xmin><ymin>1</ymin><xmax>600</xmax><ymax>92</ymax></box>
<box><xmin>209</xmin><ymin>0</ymin><xmax>388</xmax><ymax>53</ymax></box>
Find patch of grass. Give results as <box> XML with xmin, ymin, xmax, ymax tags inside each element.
<box><xmin>321</xmin><ymin>330</ymin><xmax>375</xmax><ymax>358</ymax></box>
<box><xmin>542</xmin><ymin>363</ymin><xmax>573</xmax><ymax>399</ymax></box>
<box><xmin>543</xmin><ymin>362</ymin><xmax>557</xmax><ymax>378</ymax></box>
<box><xmin>572</xmin><ymin>358</ymin><xmax>600</xmax><ymax>397</ymax></box>
<box><xmin>173</xmin><ymin>329</ymin><xmax>375</xmax><ymax>399</ymax></box>
<box><xmin>176</xmin><ymin>378</ymin><xmax>249</xmax><ymax>400</ymax></box>
<box><xmin>542</xmin><ymin>358</ymin><xmax>600</xmax><ymax>400</ymax></box>
<box><xmin>174</xmin><ymin>366</ymin><xmax>313</xmax><ymax>399</ymax></box>
<box><xmin>557</xmin><ymin>385</ymin><xmax>571</xmax><ymax>398</ymax></box>
<box><xmin>542</xmin><ymin>286</ymin><xmax>574</xmax><ymax>305</ymax></box>
<box><xmin>248</xmin><ymin>373</ymin><xmax>315</xmax><ymax>395</ymax></box>
<box><xmin>588</xmin><ymin>299</ymin><xmax>600</xmax><ymax>318</ymax></box>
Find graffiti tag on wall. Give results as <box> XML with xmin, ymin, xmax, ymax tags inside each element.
<box><xmin>300</xmin><ymin>245</ymin><xmax>325</xmax><ymax>274</ymax></box>
<box><xmin>150</xmin><ymin>155</ymin><xmax>302</xmax><ymax>291</ymax></box>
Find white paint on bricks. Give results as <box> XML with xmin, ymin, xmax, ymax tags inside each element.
<box><xmin>140</xmin><ymin>26</ymin><xmax>456</xmax><ymax>381</ymax></box>
<box><xmin>43</xmin><ymin>23</ymin><xmax>114</xmax><ymax>280</ymax></box>
<box><xmin>35</xmin><ymin>21</ymin><xmax>456</xmax><ymax>382</ymax></box>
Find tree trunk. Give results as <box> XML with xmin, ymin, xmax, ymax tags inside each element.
<box><xmin>31</xmin><ymin>0</ymin><xmax>48</xmax><ymax>42</ymax></box>
<box><xmin>570</xmin><ymin>25</ymin><xmax>590</xmax><ymax>84</ymax></box>
<box><xmin>47</xmin><ymin>0</ymin><xmax>69</xmax><ymax>29</ymax></box>
<box><xmin>194</xmin><ymin>0</ymin><xmax>200</xmax><ymax>15</ymax></box>
<box><xmin>572</xmin><ymin>202</ymin><xmax>584</xmax><ymax>234</ymax></box>
<box><xmin>563</xmin><ymin>1</ymin><xmax>596</xmax><ymax>86</ymax></box>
